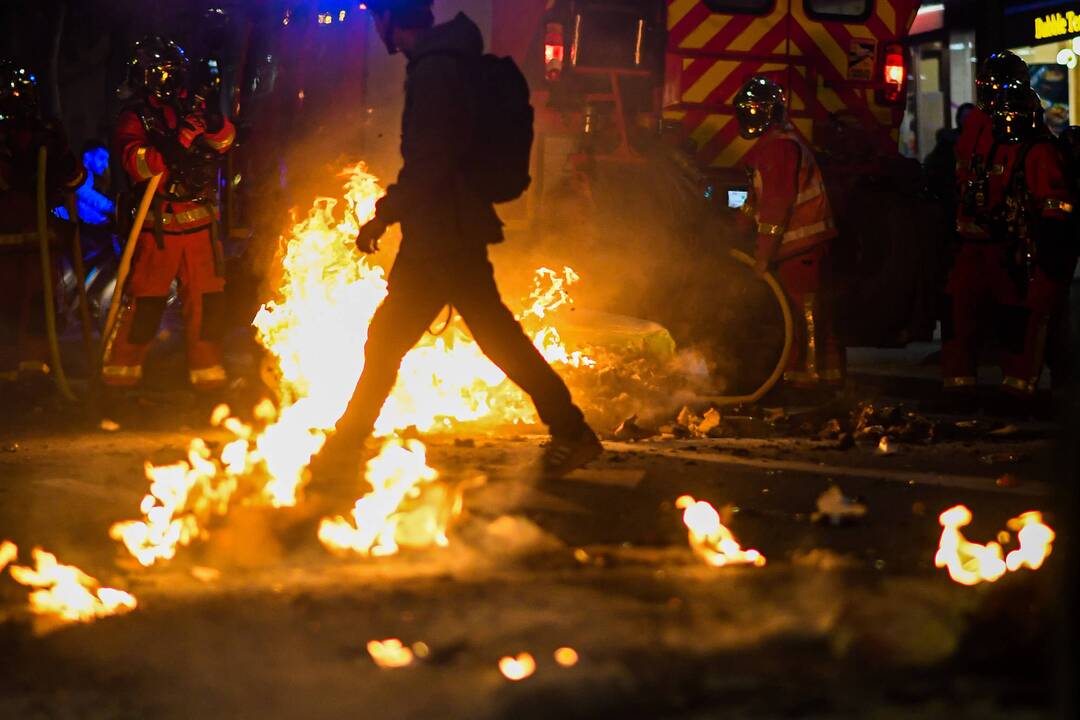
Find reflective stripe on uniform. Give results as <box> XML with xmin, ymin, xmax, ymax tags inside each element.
<box><xmin>944</xmin><ymin>376</ymin><xmax>977</xmax><ymax>389</ymax></box>
<box><xmin>795</xmin><ymin>183</ymin><xmax>823</xmax><ymax>205</ymax></box>
<box><xmin>784</xmin><ymin>370</ymin><xmax>819</xmax><ymax>384</ymax></box>
<box><xmin>18</xmin><ymin>360</ymin><xmax>49</xmax><ymax>375</ymax></box>
<box><xmin>956</xmin><ymin>220</ymin><xmax>990</xmax><ymax>238</ymax></box>
<box><xmin>0</xmin><ymin>232</ymin><xmax>49</xmax><ymax>247</ymax></box>
<box><xmin>190</xmin><ymin>365</ymin><xmax>226</xmax><ymax>386</ymax></box>
<box><xmin>1002</xmin><ymin>376</ymin><xmax>1035</xmax><ymax>395</ymax></box>
<box><xmin>135</xmin><ymin>147</ymin><xmax>154</xmax><ymax>180</ymax></box>
<box><xmin>1044</xmin><ymin>198</ymin><xmax>1074</xmax><ymax>214</ymax></box>
<box><xmin>146</xmin><ymin>206</ymin><xmax>212</xmax><ymax>227</ymax></box>
<box><xmin>203</xmin><ymin>125</ymin><xmax>235</xmax><ymax>150</ymax></box>
<box><xmin>102</xmin><ymin>365</ymin><xmax>143</xmax><ymax>383</ymax></box>
<box><xmin>757</xmin><ymin>221</ymin><xmax>784</xmax><ymax>236</ymax></box>
<box><xmin>784</xmin><ymin>218</ymin><xmax>834</xmax><ymax>243</ymax></box>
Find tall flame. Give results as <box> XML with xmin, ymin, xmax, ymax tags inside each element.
<box><xmin>109</xmin><ymin>162</ymin><xmax>593</xmax><ymax>566</ymax></box>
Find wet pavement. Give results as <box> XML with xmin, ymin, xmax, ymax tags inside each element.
<box><xmin>0</xmin><ymin>406</ymin><xmax>1068</xmax><ymax>719</ymax></box>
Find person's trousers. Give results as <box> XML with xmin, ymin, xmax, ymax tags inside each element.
<box><xmin>998</xmin><ymin>267</ymin><xmax>1071</xmax><ymax>396</ymax></box>
<box><xmin>103</xmin><ymin>227</ymin><xmax>227</xmax><ymax>388</ymax></box>
<box><xmin>330</xmin><ymin>253</ymin><xmax>587</xmax><ymax>449</ymax></box>
<box><xmin>775</xmin><ymin>245</ymin><xmax>845</xmax><ymax>387</ymax></box>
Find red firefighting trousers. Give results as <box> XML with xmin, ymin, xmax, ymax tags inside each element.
<box><xmin>940</xmin><ymin>241</ymin><xmax>1049</xmax><ymax>392</ymax></box>
<box><xmin>103</xmin><ymin>227</ymin><xmax>226</xmax><ymax>388</ymax></box>
<box><xmin>775</xmin><ymin>245</ymin><xmax>844</xmax><ymax>386</ymax></box>
<box><xmin>0</xmin><ymin>250</ymin><xmax>56</xmax><ymax>379</ymax></box>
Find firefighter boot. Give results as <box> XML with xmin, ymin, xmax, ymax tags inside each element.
<box><xmin>540</xmin><ymin>426</ymin><xmax>603</xmax><ymax>479</ymax></box>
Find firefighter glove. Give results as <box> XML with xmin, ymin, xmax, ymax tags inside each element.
<box><xmin>178</xmin><ymin>114</ymin><xmax>207</xmax><ymax>148</ymax></box>
<box><xmin>356</xmin><ymin>217</ymin><xmax>388</xmax><ymax>254</ymax></box>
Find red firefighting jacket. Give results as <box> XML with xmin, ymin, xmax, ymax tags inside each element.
<box><xmin>114</xmin><ymin>98</ymin><xmax>236</xmax><ymax>233</ymax></box>
<box><xmin>954</xmin><ymin>107</ymin><xmax>995</xmax><ymax>239</ymax></box>
<box><xmin>988</xmin><ymin>138</ymin><xmax>1073</xmax><ymax>226</ymax></box>
<box><xmin>744</xmin><ymin>126</ymin><xmax>837</xmax><ymax>263</ymax></box>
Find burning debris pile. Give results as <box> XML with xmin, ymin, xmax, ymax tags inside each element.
<box><xmin>676</xmin><ymin>495</ymin><xmax>765</xmax><ymax>568</ymax></box>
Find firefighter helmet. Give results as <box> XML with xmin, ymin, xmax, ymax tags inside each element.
<box><xmin>123</xmin><ymin>36</ymin><xmax>190</xmax><ymax>102</ymax></box>
<box><xmin>0</xmin><ymin>61</ymin><xmax>39</xmax><ymax>123</ymax></box>
<box><xmin>364</xmin><ymin>0</ymin><xmax>435</xmax><ymax>53</ymax></box>
<box><xmin>734</xmin><ymin>76</ymin><xmax>787</xmax><ymax>140</ymax></box>
<box><xmin>990</xmin><ymin>81</ymin><xmax>1042</xmax><ymax>144</ymax></box>
<box><xmin>976</xmin><ymin>51</ymin><xmax>1029</xmax><ymax>111</ymax></box>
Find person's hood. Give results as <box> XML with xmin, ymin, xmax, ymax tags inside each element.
<box><xmin>410</xmin><ymin>12</ymin><xmax>483</xmax><ymax>63</ymax></box>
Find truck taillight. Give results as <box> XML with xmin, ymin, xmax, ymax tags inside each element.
<box><xmin>883</xmin><ymin>43</ymin><xmax>905</xmax><ymax>102</ymax></box>
<box><xmin>545</xmin><ymin>23</ymin><xmax>565</xmax><ymax>81</ymax></box>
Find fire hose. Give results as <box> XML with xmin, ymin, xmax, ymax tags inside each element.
<box><xmin>35</xmin><ymin>147</ymin><xmax>75</xmax><ymax>401</ymax></box>
<box><xmin>701</xmin><ymin>248</ymin><xmax>794</xmax><ymax>407</ymax></box>
<box><xmin>99</xmin><ymin>172</ymin><xmax>162</xmax><ymax>368</ymax></box>
<box><xmin>66</xmin><ymin>192</ymin><xmax>96</xmax><ymax>377</ymax></box>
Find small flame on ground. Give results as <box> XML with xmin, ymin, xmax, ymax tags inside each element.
<box><xmin>367</xmin><ymin>638</ymin><xmax>414</xmax><ymax>668</ymax></box>
<box><xmin>554</xmin><ymin>647</ymin><xmax>579</xmax><ymax>667</ymax></box>
<box><xmin>0</xmin><ymin>540</ymin><xmax>16</xmax><ymax>573</ymax></box>
<box><xmin>676</xmin><ymin>495</ymin><xmax>765</xmax><ymax>568</ymax></box>
<box><xmin>7</xmin><ymin>547</ymin><xmax>137</xmax><ymax>622</ymax></box>
<box><xmin>499</xmin><ymin>652</ymin><xmax>537</xmax><ymax>681</ymax></box>
<box><xmin>935</xmin><ymin>505</ymin><xmax>1053</xmax><ymax>585</ymax></box>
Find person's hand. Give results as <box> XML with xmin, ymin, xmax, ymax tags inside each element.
<box><xmin>178</xmin><ymin>114</ymin><xmax>207</xmax><ymax>149</ymax></box>
<box><xmin>356</xmin><ymin>218</ymin><xmax>388</xmax><ymax>254</ymax></box>
<box><xmin>753</xmin><ymin>257</ymin><xmax>770</xmax><ymax>277</ymax></box>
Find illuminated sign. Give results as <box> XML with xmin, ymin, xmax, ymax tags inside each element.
<box><xmin>1035</xmin><ymin>9</ymin><xmax>1080</xmax><ymax>40</ymax></box>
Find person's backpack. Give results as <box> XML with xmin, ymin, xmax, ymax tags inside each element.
<box><xmin>467</xmin><ymin>54</ymin><xmax>534</xmax><ymax>204</ymax></box>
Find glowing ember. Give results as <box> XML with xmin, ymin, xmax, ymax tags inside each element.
<box><xmin>367</xmin><ymin>638</ymin><xmax>414</xmax><ymax>668</ymax></box>
<box><xmin>676</xmin><ymin>495</ymin><xmax>765</xmax><ymax>568</ymax></box>
<box><xmin>112</xmin><ymin>163</ymin><xmax>593</xmax><ymax>566</ymax></box>
<box><xmin>554</xmin><ymin>646</ymin><xmax>579</xmax><ymax>667</ymax></box>
<box><xmin>934</xmin><ymin>505</ymin><xmax>1054</xmax><ymax>585</ymax></box>
<box><xmin>8</xmin><ymin>548</ymin><xmax>137</xmax><ymax>622</ymax></box>
<box><xmin>499</xmin><ymin>652</ymin><xmax>537</xmax><ymax>681</ymax></box>
<box><xmin>0</xmin><ymin>540</ymin><xmax>16</xmax><ymax>573</ymax></box>
<box><xmin>317</xmin><ymin>439</ymin><xmax>452</xmax><ymax>556</ymax></box>
<box><xmin>1004</xmin><ymin>511</ymin><xmax>1054</xmax><ymax>572</ymax></box>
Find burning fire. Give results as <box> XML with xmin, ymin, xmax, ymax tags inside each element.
<box><xmin>935</xmin><ymin>505</ymin><xmax>1054</xmax><ymax>585</ymax></box>
<box><xmin>109</xmin><ymin>162</ymin><xmax>593</xmax><ymax>567</ymax></box>
<box><xmin>6</xmin><ymin>546</ymin><xmax>137</xmax><ymax>623</ymax></box>
<box><xmin>499</xmin><ymin>652</ymin><xmax>537</xmax><ymax>681</ymax></box>
<box><xmin>676</xmin><ymin>495</ymin><xmax>765</xmax><ymax>568</ymax></box>
<box><xmin>367</xmin><ymin>638</ymin><xmax>414</xmax><ymax>668</ymax></box>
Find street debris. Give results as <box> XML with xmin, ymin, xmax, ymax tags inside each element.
<box><xmin>554</xmin><ymin>647</ymin><xmax>579</xmax><ymax>667</ymax></box>
<box><xmin>611</xmin><ymin>415</ymin><xmax>656</xmax><ymax>442</ymax></box>
<box><xmin>99</xmin><ymin>419</ymin><xmax>121</xmax><ymax>432</ymax></box>
<box><xmin>2</xmin><ymin>442</ymin><xmax>18</xmax><ymax>453</ymax></box>
<box><xmin>979</xmin><ymin>452</ymin><xmax>1028</xmax><ymax>466</ymax></box>
<box><xmin>934</xmin><ymin>505</ymin><xmax>1054</xmax><ymax>585</ymax></box>
<box><xmin>499</xmin><ymin>652</ymin><xmax>537</xmax><ymax>681</ymax></box>
<box><xmin>5</xmin><ymin>545</ymin><xmax>137</xmax><ymax>627</ymax></box>
<box><xmin>811</xmin><ymin>486</ymin><xmax>868</xmax><ymax>525</ymax></box>
<box><xmin>367</xmin><ymin>638</ymin><xmax>414</xmax><ymax>669</ymax></box>
<box><xmin>675</xmin><ymin>495</ymin><xmax>765</xmax><ymax>567</ymax></box>
<box><xmin>190</xmin><ymin>566</ymin><xmax>222</xmax><ymax>583</ymax></box>
<box><xmin>876</xmin><ymin>436</ymin><xmax>897</xmax><ymax>455</ymax></box>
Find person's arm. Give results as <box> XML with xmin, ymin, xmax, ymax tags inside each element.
<box><xmin>114</xmin><ymin>110</ymin><xmax>168</xmax><ymax>184</ymax></box>
<box><xmin>374</xmin><ymin>55</ymin><xmax>473</xmax><ymax>226</ymax></box>
<box><xmin>753</xmin><ymin>138</ymin><xmax>800</xmax><ymax>266</ymax></box>
<box><xmin>202</xmin><ymin>116</ymin><xmax>236</xmax><ymax>154</ymax></box>
<box><xmin>1027</xmin><ymin>143</ymin><xmax>1076</xmax><ymax>280</ymax></box>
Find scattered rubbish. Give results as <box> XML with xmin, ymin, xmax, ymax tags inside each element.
<box><xmin>190</xmin><ymin>566</ymin><xmax>221</xmax><ymax>583</ymax></box>
<box><xmin>499</xmin><ymin>652</ymin><xmax>537</xmax><ymax>681</ymax></box>
<box><xmin>995</xmin><ymin>474</ymin><xmax>1020</xmax><ymax>488</ymax></box>
<box><xmin>989</xmin><ymin>424</ymin><xmax>1021</xmax><ymax>437</ymax></box>
<box><xmin>2</xmin><ymin>443</ymin><xmax>18</xmax><ymax>453</ymax></box>
<box><xmin>818</xmin><ymin>419</ymin><xmax>843</xmax><ymax>440</ymax></box>
<box><xmin>876</xmin><ymin>436</ymin><xmax>897</xmax><ymax>455</ymax></box>
<box><xmin>612</xmin><ymin>415</ymin><xmax>656</xmax><ymax>442</ymax></box>
<box><xmin>554</xmin><ymin>647</ymin><xmax>579</xmax><ymax>667</ymax></box>
<box><xmin>980</xmin><ymin>452</ymin><xmax>1028</xmax><ymax>466</ymax></box>
<box><xmin>696</xmin><ymin>408</ymin><xmax>723</xmax><ymax>436</ymax></box>
<box><xmin>412</xmin><ymin>641</ymin><xmax>430</xmax><ymax>658</ymax></box>
<box><xmin>811</xmin><ymin>486</ymin><xmax>868</xmax><ymax>525</ymax></box>
<box><xmin>367</xmin><ymin>638</ymin><xmax>414</xmax><ymax>668</ymax></box>
<box><xmin>453</xmin><ymin>438</ymin><xmax>475</xmax><ymax>448</ymax></box>
<box><xmin>99</xmin><ymin>419</ymin><xmax>120</xmax><ymax>432</ymax></box>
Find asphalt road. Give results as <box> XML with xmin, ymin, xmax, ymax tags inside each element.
<box><xmin>0</xmin><ymin>409</ymin><xmax>1068</xmax><ymax>719</ymax></box>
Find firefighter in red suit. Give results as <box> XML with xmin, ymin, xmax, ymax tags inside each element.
<box><xmin>0</xmin><ymin>61</ymin><xmax>85</xmax><ymax>385</ymax></box>
<box><xmin>734</xmin><ymin>76</ymin><xmax>844</xmax><ymax>389</ymax></box>
<box><xmin>942</xmin><ymin>51</ymin><xmax>1033</xmax><ymax>396</ymax></box>
<box><xmin>984</xmin><ymin>83</ymin><xmax>1075</xmax><ymax>400</ymax></box>
<box><xmin>103</xmin><ymin>37</ymin><xmax>235</xmax><ymax>390</ymax></box>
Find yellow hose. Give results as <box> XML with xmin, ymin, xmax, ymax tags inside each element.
<box><xmin>67</xmin><ymin>195</ymin><xmax>96</xmax><ymax>376</ymax></box>
<box><xmin>36</xmin><ymin>146</ymin><xmax>76</xmax><ymax>401</ymax></box>
<box><xmin>701</xmin><ymin>248</ymin><xmax>794</xmax><ymax>407</ymax></box>
<box><xmin>100</xmin><ymin>173</ymin><xmax>162</xmax><ymax>368</ymax></box>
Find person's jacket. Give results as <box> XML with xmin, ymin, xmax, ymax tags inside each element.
<box><xmin>374</xmin><ymin>12</ymin><xmax>505</xmax><ymax>260</ymax></box>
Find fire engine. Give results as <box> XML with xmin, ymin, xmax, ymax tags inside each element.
<box><xmin>497</xmin><ymin>0</ymin><xmax>943</xmax><ymax>353</ymax></box>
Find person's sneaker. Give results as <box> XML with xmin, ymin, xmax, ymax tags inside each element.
<box><xmin>541</xmin><ymin>428</ymin><xmax>603</xmax><ymax>479</ymax></box>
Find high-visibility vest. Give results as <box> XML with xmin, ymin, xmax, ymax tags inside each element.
<box><xmin>751</xmin><ymin>128</ymin><xmax>837</xmax><ymax>259</ymax></box>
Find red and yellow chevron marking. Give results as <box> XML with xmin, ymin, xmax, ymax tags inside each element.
<box><xmin>664</xmin><ymin>1</ymin><xmax>921</xmax><ymax>168</ymax></box>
